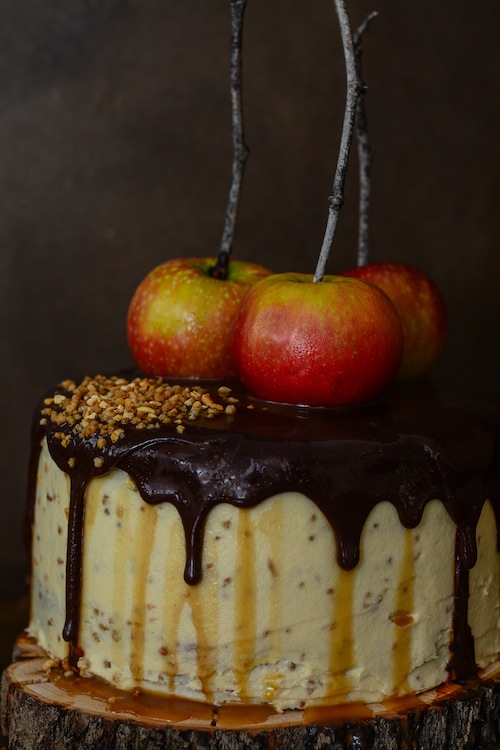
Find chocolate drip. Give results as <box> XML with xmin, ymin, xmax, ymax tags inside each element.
<box><xmin>25</xmin><ymin>379</ymin><xmax>499</xmax><ymax>684</ymax></box>
<box><xmin>449</xmin><ymin>529</ymin><xmax>476</xmax><ymax>682</ymax></box>
<box><xmin>63</xmin><ymin>473</ymin><xmax>89</xmax><ymax>644</ymax></box>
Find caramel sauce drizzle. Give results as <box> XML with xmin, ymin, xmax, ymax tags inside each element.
<box><xmin>234</xmin><ymin>509</ymin><xmax>256</xmax><ymax>700</ymax></box>
<box><xmin>328</xmin><ymin>568</ymin><xmax>354</xmax><ymax>702</ymax></box>
<box><xmin>391</xmin><ymin>528</ymin><xmax>415</xmax><ymax>693</ymax></box>
<box><xmin>160</xmin><ymin>514</ymin><xmax>185</xmax><ymax>692</ymax></box>
<box><xmin>187</xmin><ymin>570</ymin><xmax>218</xmax><ymax>699</ymax></box>
<box><xmin>197</xmin><ymin>520</ymin><xmax>221</xmax><ymax>700</ymax></box>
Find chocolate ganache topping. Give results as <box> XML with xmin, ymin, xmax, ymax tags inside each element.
<box><xmin>26</xmin><ymin>374</ymin><xmax>499</xmax><ymax>683</ymax></box>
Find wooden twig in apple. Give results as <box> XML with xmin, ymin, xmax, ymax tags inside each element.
<box><xmin>313</xmin><ymin>0</ymin><xmax>364</xmax><ymax>283</ymax></box>
<box><xmin>210</xmin><ymin>0</ymin><xmax>249</xmax><ymax>280</ymax></box>
<box><xmin>354</xmin><ymin>11</ymin><xmax>378</xmax><ymax>267</ymax></box>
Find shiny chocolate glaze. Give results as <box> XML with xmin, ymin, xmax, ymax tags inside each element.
<box><xmin>26</xmin><ymin>377</ymin><xmax>499</xmax><ymax>685</ymax></box>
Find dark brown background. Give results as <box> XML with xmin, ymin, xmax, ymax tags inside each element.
<box><xmin>1</xmin><ymin>0</ymin><xmax>499</xmax><ymax>588</ymax></box>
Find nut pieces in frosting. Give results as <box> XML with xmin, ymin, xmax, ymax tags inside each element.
<box><xmin>40</xmin><ymin>374</ymin><xmax>238</xmax><ymax>444</ymax></box>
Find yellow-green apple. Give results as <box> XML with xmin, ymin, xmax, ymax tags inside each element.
<box><xmin>127</xmin><ymin>257</ymin><xmax>272</xmax><ymax>378</ymax></box>
<box><xmin>231</xmin><ymin>273</ymin><xmax>403</xmax><ymax>406</ymax></box>
<box><xmin>340</xmin><ymin>262</ymin><xmax>447</xmax><ymax>380</ymax></box>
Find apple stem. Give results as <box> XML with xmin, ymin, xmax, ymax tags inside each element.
<box><xmin>354</xmin><ymin>12</ymin><xmax>377</xmax><ymax>267</ymax></box>
<box><xmin>210</xmin><ymin>0</ymin><xmax>249</xmax><ymax>280</ymax></box>
<box><xmin>313</xmin><ymin>0</ymin><xmax>364</xmax><ymax>283</ymax></box>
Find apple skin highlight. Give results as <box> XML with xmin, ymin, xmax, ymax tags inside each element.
<box><xmin>231</xmin><ymin>273</ymin><xmax>404</xmax><ymax>407</ymax></box>
<box><xmin>127</xmin><ymin>257</ymin><xmax>272</xmax><ymax>379</ymax></box>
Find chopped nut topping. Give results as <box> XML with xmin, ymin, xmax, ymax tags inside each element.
<box><xmin>125</xmin><ymin>476</ymin><xmax>138</xmax><ymax>492</ymax></box>
<box><xmin>41</xmin><ymin>375</ymin><xmax>238</xmax><ymax>445</ymax></box>
<box><xmin>43</xmin><ymin>658</ymin><xmax>60</xmax><ymax>673</ymax></box>
<box><xmin>77</xmin><ymin>656</ymin><xmax>90</xmax><ymax>675</ymax></box>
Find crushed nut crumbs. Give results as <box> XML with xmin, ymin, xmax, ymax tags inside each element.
<box><xmin>41</xmin><ymin>375</ymin><xmax>238</xmax><ymax>445</ymax></box>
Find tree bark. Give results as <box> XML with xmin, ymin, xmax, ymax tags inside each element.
<box><xmin>2</xmin><ymin>639</ymin><xmax>499</xmax><ymax>750</ymax></box>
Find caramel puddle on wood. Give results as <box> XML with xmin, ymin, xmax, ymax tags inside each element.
<box><xmin>53</xmin><ymin>672</ymin><xmax>216</xmax><ymax>724</ymax></box>
<box><xmin>215</xmin><ymin>701</ymin><xmax>280</xmax><ymax>728</ymax></box>
<box><xmin>130</xmin><ymin>505</ymin><xmax>158</xmax><ymax>682</ymax></box>
<box><xmin>234</xmin><ymin>509</ymin><xmax>256</xmax><ymax>700</ymax></box>
<box><xmin>49</xmin><ymin>668</ymin><xmax>279</xmax><ymax>727</ymax></box>
<box><xmin>256</xmin><ymin>500</ymin><xmax>284</xmax><ymax>701</ymax></box>
<box><xmin>160</xmin><ymin>513</ymin><xmax>185</xmax><ymax>692</ymax></box>
<box><xmin>327</xmin><ymin>567</ymin><xmax>354</xmax><ymax>702</ymax></box>
<box><xmin>187</xmin><ymin>526</ymin><xmax>220</xmax><ymax>700</ymax></box>
<box><xmin>304</xmin><ymin>700</ymin><xmax>373</xmax><ymax>725</ymax></box>
<box><xmin>391</xmin><ymin>528</ymin><xmax>415</xmax><ymax>693</ymax></box>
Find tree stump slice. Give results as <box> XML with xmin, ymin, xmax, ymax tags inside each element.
<box><xmin>1</xmin><ymin>637</ymin><xmax>499</xmax><ymax>750</ymax></box>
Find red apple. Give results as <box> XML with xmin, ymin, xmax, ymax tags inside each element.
<box><xmin>340</xmin><ymin>262</ymin><xmax>447</xmax><ymax>380</ymax></box>
<box><xmin>231</xmin><ymin>273</ymin><xmax>403</xmax><ymax>406</ymax></box>
<box><xmin>127</xmin><ymin>257</ymin><xmax>272</xmax><ymax>378</ymax></box>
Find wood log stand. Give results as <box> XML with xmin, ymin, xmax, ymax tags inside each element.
<box><xmin>1</xmin><ymin>637</ymin><xmax>499</xmax><ymax>750</ymax></box>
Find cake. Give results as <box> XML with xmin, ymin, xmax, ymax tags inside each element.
<box><xmin>25</xmin><ymin>372</ymin><xmax>500</xmax><ymax>716</ymax></box>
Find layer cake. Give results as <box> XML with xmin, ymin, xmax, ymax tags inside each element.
<box><xmin>26</xmin><ymin>374</ymin><xmax>500</xmax><ymax>712</ymax></box>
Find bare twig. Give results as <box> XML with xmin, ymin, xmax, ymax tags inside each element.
<box><xmin>210</xmin><ymin>0</ymin><xmax>249</xmax><ymax>280</ymax></box>
<box><xmin>313</xmin><ymin>0</ymin><xmax>364</xmax><ymax>283</ymax></box>
<box><xmin>354</xmin><ymin>11</ymin><xmax>378</xmax><ymax>266</ymax></box>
